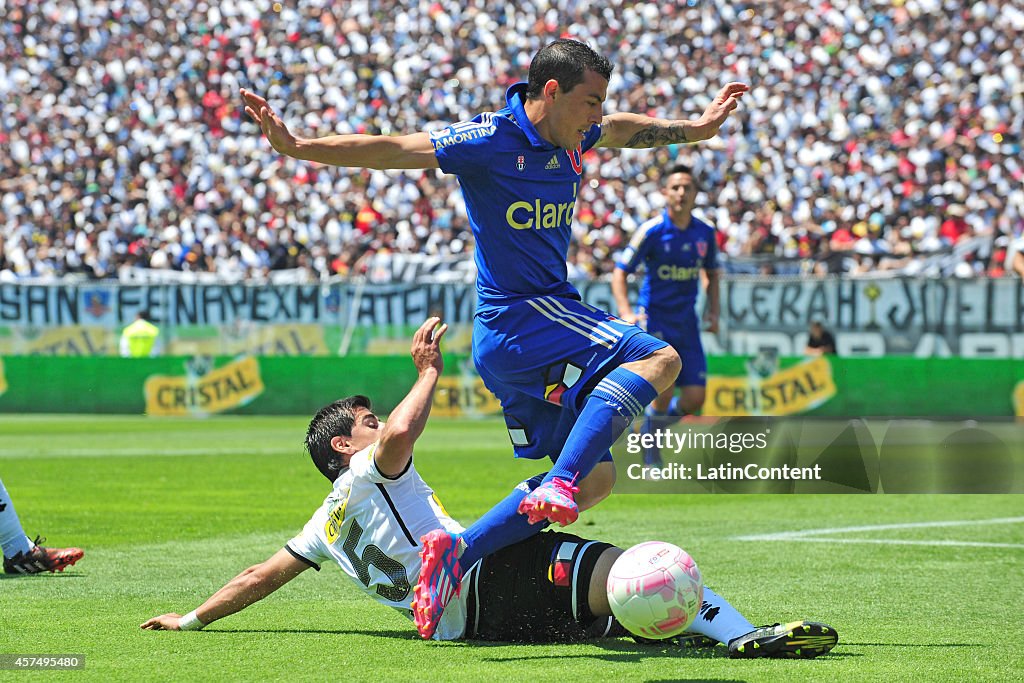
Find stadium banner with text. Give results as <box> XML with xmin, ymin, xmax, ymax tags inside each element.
<box><xmin>0</xmin><ymin>355</ymin><xmax>1020</xmax><ymax>417</ymax></box>
<box><xmin>2</xmin><ymin>277</ymin><xmax>1021</xmax><ymax>357</ymax></box>
<box><xmin>718</xmin><ymin>276</ymin><xmax>1024</xmax><ymax>358</ymax></box>
<box><xmin>610</xmin><ymin>417</ymin><xmax>1024</xmax><ymax>494</ymax></box>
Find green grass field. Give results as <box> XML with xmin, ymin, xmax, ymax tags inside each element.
<box><xmin>1</xmin><ymin>414</ymin><xmax>1022</xmax><ymax>682</ymax></box>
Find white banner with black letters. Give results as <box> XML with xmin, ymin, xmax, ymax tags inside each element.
<box><xmin>1</xmin><ymin>277</ymin><xmax>1021</xmax><ymax>357</ymax></box>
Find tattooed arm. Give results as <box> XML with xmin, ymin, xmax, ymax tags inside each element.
<box><xmin>596</xmin><ymin>82</ymin><xmax>749</xmax><ymax>149</ymax></box>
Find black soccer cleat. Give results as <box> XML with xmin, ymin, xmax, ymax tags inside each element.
<box><xmin>3</xmin><ymin>536</ymin><xmax>84</xmax><ymax>574</ymax></box>
<box><xmin>728</xmin><ymin>621</ymin><xmax>837</xmax><ymax>659</ymax></box>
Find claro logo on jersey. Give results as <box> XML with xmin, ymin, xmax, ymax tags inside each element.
<box><xmin>507</xmin><ymin>183</ymin><xmax>578</xmax><ymax>230</ymax></box>
<box><xmin>658</xmin><ymin>265</ymin><xmax>702</xmax><ymax>281</ymax></box>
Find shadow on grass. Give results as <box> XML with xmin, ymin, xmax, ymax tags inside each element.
<box><xmin>0</xmin><ymin>572</ymin><xmax>84</xmax><ymax>580</ymax></box>
<box><xmin>207</xmin><ymin>628</ymin><xmax>417</xmax><ymax>639</ymax></box>
<box><xmin>207</xmin><ymin>629</ymin><xmax>861</xmax><ymax>663</ymax></box>
<box><xmin>473</xmin><ymin>638</ymin><xmax>858</xmax><ymax>663</ymax></box>
<box><xmin>483</xmin><ymin>651</ymin><xmax>857</xmax><ymax>667</ymax></box>
<box><xmin>844</xmin><ymin>642</ymin><xmax>983</xmax><ymax>648</ymax></box>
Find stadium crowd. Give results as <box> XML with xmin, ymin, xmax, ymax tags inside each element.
<box><xmin>2</xmin><ymin>0</ymin><xmax>1023</xmax><ymax>283</ymax></box>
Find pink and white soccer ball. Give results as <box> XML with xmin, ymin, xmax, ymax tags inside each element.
<box><xmin>606</xmin><ymin>541</ymin><xmax>704</xmax><ymax>639</ymax></box>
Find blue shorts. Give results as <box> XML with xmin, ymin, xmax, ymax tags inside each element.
<box><xmin>474</xmin><ymin>295</ymin><xmax>668</xmax><ymax>461</ymax></box>
<box><xmin>646</xmin><ymin>311</ymin><xmax>707</xmax><ymax>388</ymax></box>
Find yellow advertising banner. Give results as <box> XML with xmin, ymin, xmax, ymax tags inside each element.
<box><xmin>0</xmin><ymin>326</ymin><xmax>115</xmax><ymax>355</ymax></box>
<box><xmin>433</xmin><ymin>374</ymin><xmax>502</xmax><ymax>418</ymax></box>
<box><xmin>168</xmin><ymin>324</ymin><xmax>329</xmax><ymax>356</ymax></box>
<box><xmin>144</xmin><ymin>356</ymin><xmax>265</xmax><ymax>417</ymax></box>
<box><xmin>364</xmin><ymin>324</ymin><xmax>474</xmax><ymax>356</ymax></box>
<box><xmin>704</xmin><ymin>356</ymin><xmax>837</xmax><ymax>417</ymax></box>
<box><xmin>0</xmin><ymin>357</ymin><xmax>7</xmax><ymax>397</ymax></box>
<box><xmin>1014</xmin><ymin>381</ymin><xmax>1024</xmax><ymax>418</ymax></box>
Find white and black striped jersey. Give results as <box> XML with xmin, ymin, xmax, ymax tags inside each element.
<box><xmin>286</xmin><ymin>444</ymin><xmax>468</xmax><ymax>640</ymax></box>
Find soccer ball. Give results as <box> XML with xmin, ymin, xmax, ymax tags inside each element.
<box><xmin>606</xmin><ymin>541</ymin><xmax>703</xmax><ymax>639</ymax></box>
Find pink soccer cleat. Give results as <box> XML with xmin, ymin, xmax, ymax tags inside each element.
<box><xmin>411</xmin><ymin>529</ymin><xmax>465</xmax><ymax>639</ymax></box>
<box><xmin>3</xmin><ymin>536</ymin><xmax>84</xmax><ymax>574</ymax></box>
<box><xmin>516</xmin><ymin>476</ymin><xmax>580</xmax><ymax>526</ymax></box>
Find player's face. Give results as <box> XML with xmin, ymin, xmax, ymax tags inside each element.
<box><xmin>552</xmin><ymin>69</ymin><xmax>607</xmax><ymax>150</ymax></box>
<box><xmin>346</xmin><ymin>407</ymin><xmax>383</xmax><ymax>453</ymax></box>
<box><xmin>663</xmin><ymin>172</ymin><xmax>697</xmax><ymax>216</ymax></box>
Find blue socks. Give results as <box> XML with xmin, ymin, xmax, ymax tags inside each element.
<box><xmin>544</xmin><ymin>367</ymin><xmax>658</xmax><ymax>484</ymax></box>
<box><xmin>668</xmin><ymin>395</ymin><xmax>684</xmax><ymax>416</ymax></box>
<box><xmin>457</xmin><ymin>368</ymin><xmax>657</xmax><ymax>572</ymax></box>
<box><xmin>458</xmin><ymin>475</ymin><xmax>548</xmax><ymax>570</ymax></box>
<box><xmin>642</xmin><ymin>406</ymin><xmax>668</xmax><ymax>466</ymax></box>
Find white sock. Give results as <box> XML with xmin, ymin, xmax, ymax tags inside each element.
<box><xmin>0</xmin><ymin>479</ymin><xmax>34</xmax><ymax>558</ymax></box>
<box><xmin>686</xmin><ymin>586</ymin><xmax>756</xmax><ymax>644</ymax></box>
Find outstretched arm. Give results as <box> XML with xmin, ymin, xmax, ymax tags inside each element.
<box><xmin>140</xmin><ymin>548</ymin><xmax>310</xmax><ymax>630</ymax></box>
<box><xmin>241</xmin><ymin>89</ymin><xmax>440</xmax><ymax>170</ymax></box>
<box><xmin>373</xmin><ymin>317</ymin><xmax>449</xmax><ymax>477</ymax></box>
<box><xmin>597</xmin><ymin>82</ymin><xmax>748</xmax><ymax>149</ymax></box>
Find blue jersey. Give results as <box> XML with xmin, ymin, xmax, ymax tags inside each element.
<box><xmin>428</xmin><ymin>83</ymin><xmax>602</xmax><ymax>307</ymax></box>
<box><xmin>615</xmin><ymin>211</ymin><xmax>719</xmax><ymax>323</ymax></box>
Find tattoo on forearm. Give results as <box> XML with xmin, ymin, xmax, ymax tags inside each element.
<box><xmin>624</xmin><ymin>123</ymin><xmax>690</xmax><ymax>148</ymax></box>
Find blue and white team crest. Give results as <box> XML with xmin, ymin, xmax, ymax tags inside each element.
<box><xmin>83</xmin><ymin>290</ymin><xmax>110</xmax><ymax>318</ymax></box>
<box><xmin>567</xmin><ymin>145</ymin><xmax>583</xmax><ymax>175</ymax></box>
<box><xmin>697</xmin><ymin>241</ymin><xmax>708</xmax><ymax>258</ymax></box>
<box><xmin>516</xmin><ymin>155</ymin><xmax>525</xmax><ymax>172</ymax></box>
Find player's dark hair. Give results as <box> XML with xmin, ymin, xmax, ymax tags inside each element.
<box><xmin>526</xmin><ymin>39</ymin><xmax>613</xmax><ymax>99</ymax></box>
<box><xmin>305</xmin><ymin>395</ymin><xmax>372</xmax><ymax>482</ymax></box>
<box><xmin>665</xmin><ymin>163</ymin><xmax>695</xmax><ymax>179</ymax></box>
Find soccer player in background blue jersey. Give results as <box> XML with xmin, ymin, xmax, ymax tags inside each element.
<box><xmin>612</xmin><ymin>164</ymin><xmax>721</xmax><ymax>467</ymax></box>
<box><xmin>242</xmin><ymin>39</ymin><xmax>747</xmax><ymax>638</ymax></box>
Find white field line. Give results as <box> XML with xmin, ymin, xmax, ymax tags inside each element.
<box><xmin>734</xmin><ymin>517</ymin><xmax>1024</xmax><ymax>549</ymax></box>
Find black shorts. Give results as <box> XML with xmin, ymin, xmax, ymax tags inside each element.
<box><xmin>463</xmin><ymin>531</ymin><xmax>624</xmax><ymax>643</ymax></box>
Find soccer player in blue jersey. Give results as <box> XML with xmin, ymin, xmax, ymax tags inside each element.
<box><xmin>241</xmin><ymin>38</ymin><xmax>747</xmax><ymax>638</ymax></box>
<box><xmin>612</xmin><ymin>164</ymin><xmax>720</xmax><ymax>467</ymax></box>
